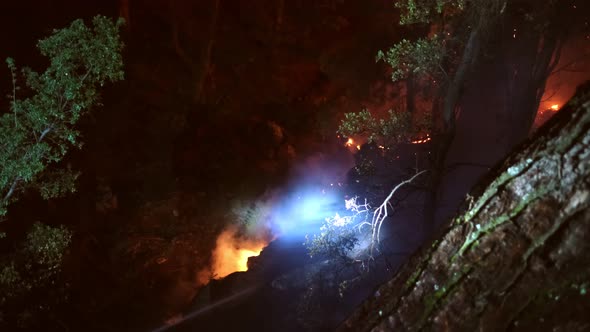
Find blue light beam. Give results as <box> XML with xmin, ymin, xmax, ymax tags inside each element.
<box><xmin>270</xmin><ymin>185</ymin><xmax>343</xmax><ymax>237</ymax></box>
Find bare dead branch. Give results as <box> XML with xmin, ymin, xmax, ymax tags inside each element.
<box><xmin>370</xmin><ymin>170</ymin><xmax>428</xmax><ymax>253</ymax></box>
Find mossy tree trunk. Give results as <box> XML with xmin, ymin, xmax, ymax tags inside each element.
<box><xmin>339</xmin><ymin>83</ymin><xmax>590</xmax><ymax>331</ymax></box>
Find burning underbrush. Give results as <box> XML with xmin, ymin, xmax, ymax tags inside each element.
<box><xmin>208</xmin><ymin>226</ymin><xmax>271</xmax><ymax>279</ymax></box>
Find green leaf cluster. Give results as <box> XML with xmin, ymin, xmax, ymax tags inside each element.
<box><xmin>305</xmin><ymin>197</ymin><xmax>373</xmax><ymax>264</ymax></box>
<box><xmin>0</xmin><ymin>16</ymin><xmax>124</xmax><ymax>218</ymax></box>
<box><xmin>338</xmin><ymin>109</ymin><xmax>377</xmax><ymax>139</ymax></box>
<box><xmin>305</xmin><ymin>215</ymin><xmax>359</xmax><ymax>261</ymax></box>
<box><xmin>377</xmin><ymin>37</ymin><xmax>444</xmax><ymax>82</ymax></box>
<box><xmin>0</xmin><ymin>223</ymin><xmax>71</xmax><ymax>325</ymax></box>
<box><xmin>377</xmin><ymin>0</ymin><xmax>470</xmax><ymax>84</ymax></box>
<box><xmin>394</xmin><ymin>0</ymin><xmax>465</xmax><ymax>25</ymax></box>
<box><xmin>338</xmin><ymin>109</ymin><xmax>426</xmax><ymax>147</ymax></box>
<box><xmin>22</xmin><ymin>222</ymin><xmax>72</xmax><ymax>269</ymax></box>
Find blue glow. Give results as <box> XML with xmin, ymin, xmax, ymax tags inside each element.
<box><xmin>270</xmin><ymin>185</ymin><xmax>343</xmax><ymax>237</ymax></box>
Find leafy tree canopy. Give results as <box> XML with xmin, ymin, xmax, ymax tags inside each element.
<box><xmin>0</xmin><ymin>16</ymin><xmax>124</xmax><ymax>328</ymax></box>
<box><xmin>338</xmin><ymin>109</ymin><xmax>430</xmax><ymax>146</ymax></box>
<box><xmin>395</xmin><ymin>0</ymin><xmax>466</xmax><ymax>25</ymax></box>
<box><xmin>0</xmin><ymin>16</ymin><xmax>125</xmax><ymax>220</ymax></box>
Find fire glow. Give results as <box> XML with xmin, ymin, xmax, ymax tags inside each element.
<box><xmin>210</xmin><ymin>227</ymin><xmax>267</xmax><ymax>279</ymax></box>
<box><xmin>411</xmin><ymin>134</ymin><xmax>431</xmax><ymax>144</ymax></box>
<box><xmin>551</xmin><ymin>104</ymin><xmax>559</xmax><ymax>111</ymax></box>
<box><xmin>344</xmin><ymin>138</ymin><xmax>361</xmax><ymax>150</ymax></box>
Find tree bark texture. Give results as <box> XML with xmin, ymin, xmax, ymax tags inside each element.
<box><xmin>339</xmin><ymin>83</ymin><xmax>590</xmax><ymax>331</ymax></box>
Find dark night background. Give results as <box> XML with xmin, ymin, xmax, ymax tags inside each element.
<box><xmin>0</xmin><ymin>1</ymin><xmax>589</xmax><ymax>331</ymax></box>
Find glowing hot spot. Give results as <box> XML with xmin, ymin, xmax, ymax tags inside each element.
<box><xmin>411</xmin><ymin>134</ymin><xmax>432</xmax><ymax>144</ymax></box>
<box><xmin>551</xmin><ymin>104</ymin><xmax>559</xmax><ymax>111</ymax></box>
<box><xmin>345</xmin><ymin>138</ymin><xmax>354</xmax><ymax>147</ymax></box>
<box><xmin>211</xmin><ymin>227</ymin><xmax>267</xmax><ymax>279</ymax></box>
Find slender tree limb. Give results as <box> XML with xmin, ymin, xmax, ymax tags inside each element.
<box><xmin>39</xmin><ymin>125</ymin><xmax>53</xmax><ymax>142</ymax></box>
<box><xmin>194</xmin><ymin>0</ymin><xmax>220</xmax><ymax>103</ymax></box>
<box><xmin>3</xmin><ymin>177</ymin><xmax>21</xmax><ymax>203</ymax></box>
<box><xmin>370</xmin><ymin>170</ymin><xmax>428</xmax><ymax>252</ymax></box>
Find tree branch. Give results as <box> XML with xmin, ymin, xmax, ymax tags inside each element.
<box><xmin>194</xmin><ymin>0</ymin><xmax>220</xmax><ymax>103</ymax></box>
<box><xmin>370</xmin><ymin>170</ymin><xmax>428</xmax><ymax>253</ymax></box>
<box><xmin>3</xmin><ymin>177</ymin><xmax>21</xmax><ymax>204</ymax></box>
<box><xmin>39</xmin><ymin>125</ymin><xmax>53</xmax><ymax>142</ymax></box>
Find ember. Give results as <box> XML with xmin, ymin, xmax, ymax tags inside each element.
<box><xmin>551</xmin><ymin>104</ymin><xmax>559</xmax><ymax>111</ymax></box>
<box><xmin>411</xmin><ymin>134</ymin><xmax>432</xmax><ymax>144</ymax></box>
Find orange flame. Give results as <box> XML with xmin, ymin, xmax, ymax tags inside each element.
<box><xmin>551</xmin><ymin>104</ymin><xmax>559</xmax><ymax>111</ymax></box>
<box><xmin>411</xmin><ymin>134</ymin><xmax>432</xmax><ymax>144</ymax></box>
<box><xmin>210</xmin><ymin>227</ymin><xmax>267</xmax><ymax>279</ymax></box>
<box><xmin>345</xmin><ymin>138</ymin><xmax>354</xmax><ymax>147</ymax></box>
